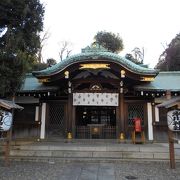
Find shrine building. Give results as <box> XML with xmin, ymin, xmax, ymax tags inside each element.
<box><xmin>13</xmin><ymin>45</ymin><xmax>180</xmax><ymax>142</ymax></box>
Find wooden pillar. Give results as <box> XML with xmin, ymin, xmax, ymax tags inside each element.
<box><xmin>71</xmin><ymin>99</ymin><xmax>76</xmax><ymax>138</ymax></box>
<box><xmin>166</xmin><ymin>90</ymin><xmax>175</xmax><ymax>169</ymax></box>
<box><xmin>119</xmin><ymin>93</ymin><xmax>125</xmax><ymax>134</ymax></box>
<box><xmin>153</xmin><ymin>105</ymin><xmax>159</xmax><ymax>142</ymax></box>
<box><xmin>118</xmin><ymin>79</ymin><xmax>125</xmax><ymax>138</ymax></box>
<box><xmin>168</xmin><ymin>130</ymin><xmax>175</xmax><ymax>169</ymax></box>
<box><xmin>67</xmin><ymin>93</ymin><xmax>73</xmax><ymax>134</ymax></box>
<box><xmin>152</xmin><ymin>103</ymin><xmax>156</xmax><ymax>142</ymax></box>
<box><xmin>4</xmin><ymin>131</ymin><xmax>10</xmax><ymax>166</ymax></box>
<box><xmin>116</xmin><ymin>105</ymin><xmax>120</xmax><ymax>138</ymax></box>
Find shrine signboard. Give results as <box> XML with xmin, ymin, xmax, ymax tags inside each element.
<box><xmin>167</xmin><ymin>110</ymin><xmax>180</xmax><ymax>131</ymax></box>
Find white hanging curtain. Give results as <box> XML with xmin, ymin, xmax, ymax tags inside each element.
<box><xmin>73</xmin><ymin>93</ymin><xmax>119</xmax><ymax>106</ymax></box>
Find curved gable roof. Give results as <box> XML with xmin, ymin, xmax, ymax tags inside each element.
<box><xmin>33</xmin><ymin>46</ymin><xmax>158</xmax><ymax>77</ymax></box>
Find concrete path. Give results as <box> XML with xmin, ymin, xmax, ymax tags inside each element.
<box><xmin>0</xmin><ymin>160</ymin><xmax>180</xmax><ymax>180</ymax></box>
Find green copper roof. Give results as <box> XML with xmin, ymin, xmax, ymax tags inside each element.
<box><xmin>20</xmin><ymin>72</ymin><xmax>180</xmax><ymax>93</ymax></box>
<box><xmin>134</xmin><ymin>72</ymin><xmax>180</xmax><ymax>92</ymax></box>
<box><xmin>33</xmin><ymin>45</ymin><xmax>158</xmax><ymax>77</ymax></box>
<box><xmin>19</xmin><ymin>74</ymin><xmax>59</xmax><ymax>92</ymax></box>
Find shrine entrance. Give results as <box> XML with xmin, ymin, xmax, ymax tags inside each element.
<box><xmin>76</xmin><ymin>106</ymin><xmax>116</xmax><ymax>126</ymax></box>
<box><xmin>75</xmin><ymin>106</ymin><xmax>116</xmax><ymax>139</ymax></box>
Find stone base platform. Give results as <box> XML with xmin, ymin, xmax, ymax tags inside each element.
<box><xmin>1</xmin><ymin>139</ymin><xmax>180</xmax><ymax>162</ymax></box>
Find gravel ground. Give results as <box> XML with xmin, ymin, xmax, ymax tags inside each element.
<box><xmin>0</xmin><ymin>160</ymin><xmax>180</xmax><ymax>180</ymax></box>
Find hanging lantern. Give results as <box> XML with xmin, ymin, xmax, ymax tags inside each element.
<box><xmin>0</xmin><ymin>111</ymin><xmax>12</xmax><ymax>132</ymax></box>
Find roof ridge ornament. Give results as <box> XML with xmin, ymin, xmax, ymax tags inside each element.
<box><xmin>81</xmin><ymin>42</ymin><xmax>109</xmax><ymax>53</ymax></box>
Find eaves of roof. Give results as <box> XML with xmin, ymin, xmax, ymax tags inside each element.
<box><xmin>134</xmin><ymin>72</ymin><xmax>180</xmax><ymax>92</ymax></box>
<box><xmin>19</xmin><ymin>74</ymin><xmax>59</xmax><ymax>93</ymax></box>
<box><xmin>33</xmin><ymin>51</ymin><xmax>158</xmax><ymax>77</ymax></box>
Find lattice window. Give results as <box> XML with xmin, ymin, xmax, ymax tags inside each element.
<box><xmin>48</xmin><ymin>103</ymin><xmax>65</xmax><ymax>137</ymax></box>
<box><xmin>127</xmin><ymin>104</ymin><xmax>144</xmax><ymax>126</ymax></box>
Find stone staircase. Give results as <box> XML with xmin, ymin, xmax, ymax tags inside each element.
<box><xmin>2</xmin><ymin>140</ymin><xmax>180</xmax><ymax>162</ymax></box>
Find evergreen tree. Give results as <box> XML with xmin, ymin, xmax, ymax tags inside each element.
<box><xmin>155</xmin><ymin>33</ymin><xmax>180</xmax><ymax>71</ymax></box>
<box><xmin>0</xmin><ymin>0</ymin><xmax>44</xmax><ymax>55</ymax></box>
<box><xmin>94</xmin><ymin>31</ymin><xmax>124</xmax><ymax>53</ymax></box>
<box><xmin>47</xmin><ymin>58</ymin><xmax>57</xmax><ymax>67</ymax></box>
<box><xmin>0</xmin><ymin>51</ymin><xmax>27</xmax><ymax>97</ymax></box>
<box><xmin>0</xmin><ymin>0</ymin><xmax>44</xmax><ymax>97</ymax></box>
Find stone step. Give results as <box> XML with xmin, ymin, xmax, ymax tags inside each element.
<box><xmin>10</xmin><ymin>149</ymin><xmax>174</xmax><ymax>159</ymax></box>
<box><xmin>8</xmin><ymin>142</ymin><xmax>180</xmax><ymax>161</ymax></box>
<box><xmin>11</xmin><ymin>144</ymin><xmax>169</xmax><ymax>152</ymax></box>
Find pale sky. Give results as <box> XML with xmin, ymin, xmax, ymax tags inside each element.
<box><xmin>40</xmin><ymin>0</ymin><xmax>180</xmax><ymax>68</ymax></box>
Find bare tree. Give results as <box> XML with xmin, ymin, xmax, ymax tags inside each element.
<box><xmin>58</xmin><ymin>41</ymin><xmax>72</xmax><ymax>61</ymax></box>
<box><xmin>161</xmin><ymin>42</ymin><xmax>168</xmax><ymax>51</ymax></box>
<box><xmin>131</xmin><ymin>47</ymin><xmax>144</xmax><ymax>64</ymax></box>
<box><xmin>37</xmin><ymin>29</ymin><xmax>51</xmax><ymax>63</ymax></box>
